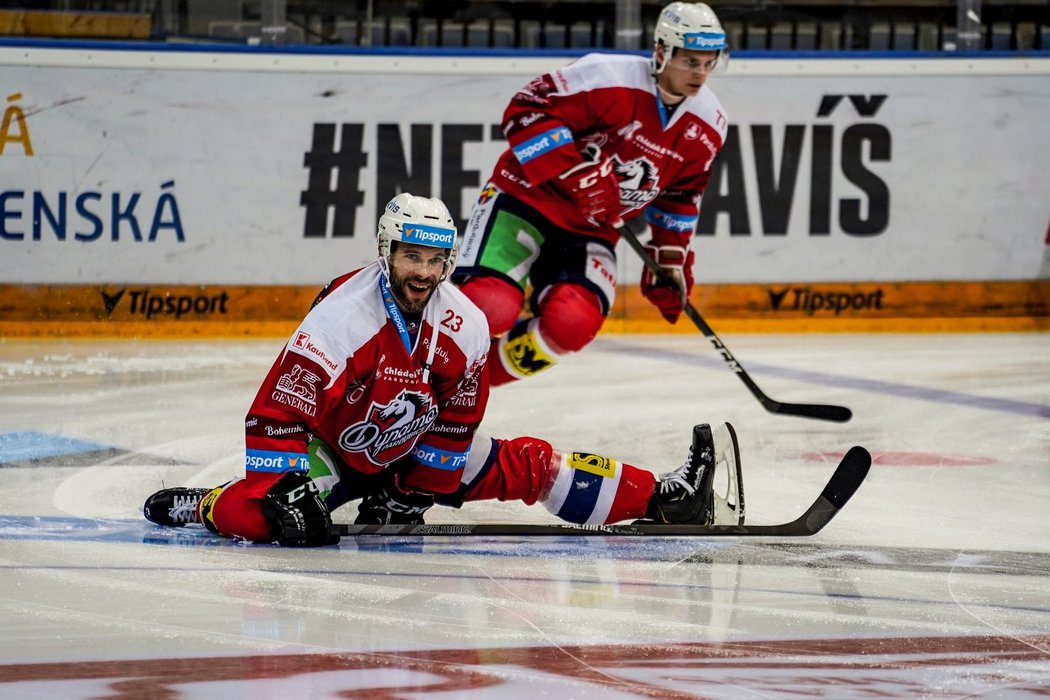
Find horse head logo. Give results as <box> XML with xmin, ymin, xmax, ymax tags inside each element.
<box><xmin>614</xmin><ymin>157</ymin><xmax>657</xmax><ymax>190</ymax></box>
<box><xmin>375</xmin><ymin>390</ymin><xmax>426</xmax><ymax>432</ymax></box>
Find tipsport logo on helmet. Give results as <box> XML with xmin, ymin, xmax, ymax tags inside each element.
<box><xmin>684</xmin><ymin>31</ymin><xmax>726</xmax><ymax>50</ymax></box>
<box><xmin>402</xmin><ymin>224</ymin><xmax>455</xmax><ymax>249</ymax></box>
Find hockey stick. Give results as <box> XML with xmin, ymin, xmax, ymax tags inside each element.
<box><xmin>335</xmin><ymin>446</ymin><xmax>870</xmax><ymax>537</ymax></box>
<box><xmin>618</xmin><ymin>224</ymin><xmax>852</xmax><ymax>423</ymax></box>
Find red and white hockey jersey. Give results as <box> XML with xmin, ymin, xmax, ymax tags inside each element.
<box><xmin>491</xmin><ymin>53</ymin><xmax>728</xmax><ymax>247</ymax></box>
<box><xmin>242</xmin><ymin>263</ymin><xmax>491</xmax><ymax>500</ymax></box>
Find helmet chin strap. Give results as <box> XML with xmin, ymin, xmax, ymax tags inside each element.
<box><xmin>652</xmin><ymin>44</ymin><xmax>686</xmax><ymax>105</ymax></box>
<box><xmin>378</xmin><ymin>251</ymin><xmax>392</xmax><ymax>280</ymax></box>
<box><xmin>656</xmin><ymin>82</ymin><xmax>686</xmax><ymax>105</ymax></box>
<box><xmin>438</xmin><ymin>260</ymin><xmax>453</xmax><ymax>283</ymax></box>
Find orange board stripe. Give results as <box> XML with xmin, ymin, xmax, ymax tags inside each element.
<box><xmin>0</xmin><ymin>281</ymin><xmax>1047</xmax><ymax>337</ymax></box>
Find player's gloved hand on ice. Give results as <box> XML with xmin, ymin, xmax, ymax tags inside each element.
<box><xmin>260</xmin><ymin>471</ymin><xmax>339</xmax><ymax>547</ymax></box>
<box><xmin>558</xmin><ymin>145</ymin><xmax>622</xmax><ymax>228</ymax></box>
<box><xmin>355</xmin><ymin>473</ymin><xmax>435</xmax><ymax>525</ymax></box>
<box><xmin>641</xmin><ymin>244</ymin><xmax>695</xmax><ymax>324</ymax></box>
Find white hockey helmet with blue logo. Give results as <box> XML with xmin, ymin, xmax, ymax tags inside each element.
<box><xmin>654</xmin><ymin>2</ymin><xmax>728</xmax><ymax>72</ymax></box>
<box><xmin>377</xmin><ymin>193</ymin><xmax>458</xmax><ymax>280</ymax></box>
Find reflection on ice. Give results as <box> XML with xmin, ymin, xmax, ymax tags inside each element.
<box><xmin>0</xmin><ymin>334</ymin><xmax>1048</xmax><ymax>697</ymax></box>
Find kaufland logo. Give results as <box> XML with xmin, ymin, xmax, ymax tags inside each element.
<box><xmin>403</xmin><ymin>224</ymin><xmax>455</xmax><ymax>249</ymax></box>
<box><xmin>291</xmin><ymin>331</ymin><xmax>338</xmax><ymax>372</ymax></box>
<box><xmin>684</xmin><ymin>31</ymin><xmax>726</xmax><ymax>49</ymax></box>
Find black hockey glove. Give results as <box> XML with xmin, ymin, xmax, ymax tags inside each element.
<box><xmin>355</xmin><ymin>473</ymin><xmax>435</xmax><ymax>525</ymax></box>
<box><xmin>260</xmin><ymin>472</ymin><xmax>339</xmax><ymax>547</ymax></box>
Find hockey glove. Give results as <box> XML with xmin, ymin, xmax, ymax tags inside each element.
<box><xmin>355</xmin><ymin>473</ymin><xmax>435</xmax><ymax>525</ymax></box>
<box><xmin>260</xmin><ymin>471</ymin><xmax>339</xmax><ymax>547</ymax></box>
<box><xmin>557</xmin><ymin>147</ymin><xmax>622</xmax><ymax>228</ymax></box>
<box><xmin>641</xmin><ymin>244</ymin><xmax>695</xmax><ymax>324</ymax></box>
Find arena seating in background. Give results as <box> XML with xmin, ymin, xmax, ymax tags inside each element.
<box><xmin>261</xmin><ymin>3</ymin><xmax>1046</xmax><ymax>52</ymax></box>
<box><xmin>0</xmin><ymin>1</ymin><xmax>1046</xmax><ymax>52</ymax></box>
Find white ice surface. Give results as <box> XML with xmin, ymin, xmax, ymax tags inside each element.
<box><xmin>1</xmin><ymin>333</ymin><xmax>1048</xmax><ymax>698</ymax></box>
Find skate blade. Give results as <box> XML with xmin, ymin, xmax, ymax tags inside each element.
<box><xmin>711</xmin><ymin>422</ymin><xmax>745</xmax><ymax>525</ymax></box>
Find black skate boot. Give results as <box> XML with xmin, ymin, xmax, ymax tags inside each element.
<box><xmin>640</xmin><ymin>423</ymin><xmax>744</xmax><ymax>526</ymax></box>
<box><xmin>143</xmin><ymin>487</ymin><xmax>210</xmax><ymax>527</ymax></box>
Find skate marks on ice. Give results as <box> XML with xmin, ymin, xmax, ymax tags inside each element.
<box><xmin>600</xmin><ymin>336</ymin><xmax>1050</xmax><ymax>419</ymax></box>
<box><xmin>1</xmin><ymin>522</ymin><xmax>1048</xmax><ymax>697</ymax></box>
<box><xmin>6</xmin><ymin>512</ymin><xmax>1049</xmax><ymax>633</ymax></box>
<box><xmin>0</xmin><ymin>635</ymin><xmax>1048</xmax><ymax>698</ymax></box>
<box><xmin>2</xmin><ymin>512</ymin><xmax>1050</xmax><ymax>574</ymax></box>
<box><xmin>0</xmin><ymin>431</ymin><xmax>191</xmax><ymax>468</ymax></box>
<box><xmin>0</xmin><ymin>433</ymin><xmax>242</xmax><ymax>523</ymax></box>
<box><xmin>0</xmin><ymin>612</ymin><xmax>1046</xmax><ymax>699</ymax></box>
<box><xmin>0</xmin><ymin>336</ymin><xmax>1048</xmax><ymax>698</ymax></box>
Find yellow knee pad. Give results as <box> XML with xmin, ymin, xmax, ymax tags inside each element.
<box><xmin>497</xmin><ymin>318</ymin><xmax>561</xmax><ymax>380</ymax></box>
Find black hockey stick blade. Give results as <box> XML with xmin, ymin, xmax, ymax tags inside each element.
<box><xmin>619</xmin><ymin>224</ymin><xmax>852</xmax><ymax>423</ymax></box>
<box><xmin>335</xmin><ymin>446</ymin><xmax>871</xmax><ymax>538</ymax></box>
<box><xmin>754</xmin><ymin>393</ymin><xmax>853</xmax><ymax>424</ymax></box>
<box><xmin>746</xmin><ymin>445</ymin><xmax>871</xmax><ymax>536</ymax></box>
<box><xmin>720</xmin><ymin>340</ymin><xmax>852</xmax><ymax>422</ymax></box>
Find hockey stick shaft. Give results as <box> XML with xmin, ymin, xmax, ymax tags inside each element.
<box><xmin>618</xmin><ymin>225</ymin><xmax>852</xmax><ymax>423</ymax></box>
<box><xmin>335</xmin><ymin>446</ymin><xmax>871</xmax><ymax>537</ymax></box>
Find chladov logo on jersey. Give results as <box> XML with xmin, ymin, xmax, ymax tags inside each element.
<box><xmin>338</xmin><ymin>389</ymin><xmax>439</xmax><ymax>465</ymax></box>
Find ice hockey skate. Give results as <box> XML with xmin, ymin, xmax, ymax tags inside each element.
<box><xmin>639</xmin><ymin>422</ymin><xmax>745</xmax><ymax>526</ymax></box>
<box><xmin>142</xmin><ymin>487</ymin><xmax>210</xmax><ymax>527</ymax></box>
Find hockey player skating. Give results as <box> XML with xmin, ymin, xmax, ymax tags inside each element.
<box><xmin>455</xmin><ymin>2</ymin><xmax>730</xmax><ymax>386</ymax></box>
<box><xmin>142</xmin><ymin>193</ymin><xmax>744</xmax><ymax>547</ymax></box>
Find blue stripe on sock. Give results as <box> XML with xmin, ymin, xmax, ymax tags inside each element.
<box><xmin>555</xmin><ymin>469</ymin><xmax>604</xmax><ymax>524</ymax></box>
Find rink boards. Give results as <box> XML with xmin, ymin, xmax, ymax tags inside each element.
<box><xmin>2</xmin><ymin>45</ymin><xmax>1048</xmax><ymax>337</ymax></box>
<box><xmin>0</xmin><ymin>279</ymin><xmax>1047</xmax><ymax>337</ymax></box>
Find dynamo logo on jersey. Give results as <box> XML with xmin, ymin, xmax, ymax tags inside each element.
<box><xmin>513</xmin><ymin>127</ymin><xmax>573</xmax><ymax>163</ymax></box>
<box><xmin>684</xmin><ymin>31</ymin><xmax>726</xmax><ymax>50</ymax></box>
<box><xmin>338</xmin><ymin>390</ymin><xmax>440</xmax><ymax>466</ymax></box>
<box><xmin>402</xmin><ymin>224</ymin><xmax>455</xmax><ymax>249</ymax></box>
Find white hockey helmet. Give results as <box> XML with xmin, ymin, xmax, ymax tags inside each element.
<box><xmin>653</xmin><ymin>2</ymin><xmax>728</xmax><ymax>73</ymax></box>
<box><xmin>377</xmin><ymin>193</ymin><xmax>459</xmax><ymax>281</ymax></box>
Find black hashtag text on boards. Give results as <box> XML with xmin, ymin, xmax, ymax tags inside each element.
<box><xmin>299</xmin><ymin>95</ymin><xmax>889</xmax><ymax>239</ymax></box>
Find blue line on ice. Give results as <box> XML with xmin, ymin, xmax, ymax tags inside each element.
<box><xmin>608</xmin><ymin>341</ymin><xmax>1050</xmax><ymax>418</ymax></box>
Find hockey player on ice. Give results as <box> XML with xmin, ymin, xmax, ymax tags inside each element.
<box><xmin>143</xmin><ymin>194</ymin><xmax>743</xmax><ymax>546</ymax></box>
<box><xmin>455</xmin><ymin>2</ymin><xmax>730</xmax><ymax>386</ymax></box>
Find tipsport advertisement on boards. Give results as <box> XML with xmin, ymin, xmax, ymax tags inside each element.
<box><xmin>1</xmin><ymin>52</ymin><xmax>1047</xmax><ymax>290</ymax></box>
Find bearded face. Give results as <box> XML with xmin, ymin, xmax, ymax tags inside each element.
<box><xmin>387</xmin><ymin>242</ymin><xmax>450</xmax><ymax>314</ymax></box>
